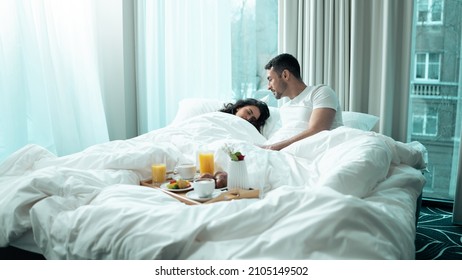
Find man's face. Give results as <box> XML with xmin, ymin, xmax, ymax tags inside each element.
<box><xmin>266</xmin><ymin>67</ymin><xmax>287</xmax><ymax>100</ymax></box>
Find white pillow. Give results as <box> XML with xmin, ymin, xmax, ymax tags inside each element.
<box><xmin>171</xmin><ymin>98</ymin><xmax>281</xmax><ymax>138</ymax></box>
<box><xmin>261</xmin><ymin>107</ymin><xmax>281</xmax><ymax>139</ymax></box>
<box><xmin>341</xmin><ymin>111</ymin><xmax>379</xmax><ymax>131</ymax></box>
<box><xmin>171</xmin><ymin>98</ymin><xmax>224</xmax><ymax>125</ymax></box>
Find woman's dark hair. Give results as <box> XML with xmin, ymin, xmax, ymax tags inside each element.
<box><xmin>219</xmin><ymin>98</ymin><xmax>270</xmax><ymax>132</ymax></box>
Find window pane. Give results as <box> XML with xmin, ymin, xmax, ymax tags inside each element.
<box><xmin>429</xmin><ymin>53</ymin><xmax>439</xmax><ymax>62</ymax></box>
<box><xmin>413</xmin><ymin>117</ymin><xmax>424</xmax><ymax>134</ymax></box>
<box><xmin>416</xmin><ymin>64</ymin><xmax>425</xmax><ymax>78</ymax></box>
<box><xmin>409</xmin><ymin>0</ymin><xmax>462</xmax><ymax>202</ymax></box>
<box><xmin>418</xmin><ymin>0</ymin><xmax>428</xmax><ymax>11</ymax></box>
<box><xmin>419</xmin><ymin>11</ymin><xmax>428</xmax><ymax>22</ymax></box>
<box><xmin>418</xmin><ymin>0</ymin><xmax>429</xmax><ymax>22</ymax></box>
<box><xmin>230</xmin><ymin>0</ymin><xmax>277</xmax><ymax>100</ymax></box>
<box><xmin>428</xmin><ymin>63</ymin><xmax>440</xmax><ymax>79</ymax></box>
<box><xmin>417</xmin><ymin>53</ymin><xmax>426</xmax><ymax>62</ymax></box>
<box><xmin>431</xmin><ymin>0</ymin><xmax>443</xmax><ymax>21</ymax></box>
<box><xmin>427</xmin><ymin>117</ymin><xmax>437</xmax><ymax>134</ymax></box>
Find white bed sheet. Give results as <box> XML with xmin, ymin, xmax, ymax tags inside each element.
<box><xmin>0</xmin><ymin>112</ymin><xmax>426</xmax><ymax>259</ymax></box>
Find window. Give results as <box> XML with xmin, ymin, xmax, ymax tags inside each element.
<box><xmin>230</xmin><ymin>0</ymin><xmax>278</xmax><ymax>100</ymax></box>
<box><xmin>409</xmin><ymin>0</ymin><xmax>462</xmax><ymax>202</ymax></box>
<box><xmin>412</xmin><ymin>104</ymin><xmax>438</xmax><ymax>136</ymax></box>
<box><xmin>415</xmin><ymin>53</ymin><xmax>441</xmax><ymax>80</ymax></box>
<box><xmin>418</xmin><ymin>0</ymin><xmax>444</xmax><ymax>24</ymax></box>
<box><xmin>135</xmin><ymin>0</ymin><xmax>278</xmax><ymax>131</ymax></box>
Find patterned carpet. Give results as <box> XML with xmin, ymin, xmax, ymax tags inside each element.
<box><xmin>415</xmin><ymin>205</ymin><xmax>462</xmax><ymax>260</ymax></box>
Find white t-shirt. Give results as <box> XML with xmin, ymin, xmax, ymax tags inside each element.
<box><xmin>267</xmin><ymin>85</ymin><xmax>343</xmax><ymax>143</ymax></box>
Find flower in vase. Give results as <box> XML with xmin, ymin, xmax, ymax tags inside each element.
<box><xmin>223</xmin><ymin>144</ymin><xmax>245</xmax><ymax>161</ymax></box>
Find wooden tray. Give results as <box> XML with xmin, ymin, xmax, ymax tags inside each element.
<box><xmin>140</xmin><ymin>179</ymin><xmax>200</xmax><ymax>205</ymax></box>
<box><xmin>140</xmin><ymin>179</ymin><xmax>260</xmax><ymax>205</ymax></box>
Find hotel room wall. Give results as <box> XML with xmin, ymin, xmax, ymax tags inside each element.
<box><xmin>94</xmin><ymin>0</ymin><xmax>137</xmax><ymax>141</ymax></box>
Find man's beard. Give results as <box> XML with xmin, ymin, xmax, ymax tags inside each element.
<box><xmin>273</xmin><ymin>81</ymin><xmax>287</xmax><ymax>99</ymax></box>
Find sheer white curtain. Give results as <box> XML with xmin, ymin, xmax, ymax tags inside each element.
<box><xmin>136</xmin><ymin>0</ymin><xmax>232</xmax><ymax>134</ymax></box>
<box><xmin>278</xmin><ymin>0</ymin><xmax>414</xmax><ymax>141</ymax></box>
<box><xmin>0</xmin><ymin>0</ymin><xmax>108</xmax><ymax>163</ymax></box>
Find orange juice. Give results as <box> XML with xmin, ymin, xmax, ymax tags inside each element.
<box><xmin>152</xmin><ymin>164</ymin><xmax>167</xmax><ymax>183</ymax></box>
<box><xmin>198</xmin><ymin>152</ymin><xmax>214</xmax><ymax>175</ymax></box>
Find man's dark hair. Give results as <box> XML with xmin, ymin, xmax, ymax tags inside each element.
<box><xmin>265</xmin><ymin>53</ymin><xmax>302</xmax><ymax>81</ymax></box>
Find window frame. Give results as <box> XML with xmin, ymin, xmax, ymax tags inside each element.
<box><xmin>411</xmin><ymin>104</ymin><xmax>439</xmax><ymax>137</ymax></box>
<box><xmin>417</xmin><ymin>0</ymin><xmax>444</xmax><ymax>25</ymax></box>
<box><xmin>414</xmin><ymin>52</ymin><xmax>441</xmax><ymax>81</ymax></box>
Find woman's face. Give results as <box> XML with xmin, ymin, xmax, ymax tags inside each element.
<box><xmin>235</xmin><ymin>105</ymin><xmax>261</xmax><ymax>123</ymax></box>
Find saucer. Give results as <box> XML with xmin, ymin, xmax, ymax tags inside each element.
<box><xmin>186</xmin><ymin>190</ymin><xmax>221</xmax><ymax>202</ymax></box>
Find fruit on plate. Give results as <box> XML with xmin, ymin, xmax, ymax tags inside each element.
<box><xmin>177</xmin><ymin>179</ymin><xmax>190</xmax><ymax>189</ymax></box>
<box><xmin>167</xmin><ymin>179</ymin><xmax>190</xmax><ymax>189</ymax></box>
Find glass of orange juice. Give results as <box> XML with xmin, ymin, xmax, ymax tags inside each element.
<box><xmin>198</xmin><ymin>150</ymin><xmax>214</xmax><ymax>175</ymax></box>
<box><xmin>152</xmin><ymin>155</ymin><xmax>167</xmax><ymax>184</ymax></box>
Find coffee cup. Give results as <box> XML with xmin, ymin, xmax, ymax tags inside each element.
<box><xmin>193</xmin><ymin>178</ymin><xmax>215</xmax><ymax>198</ymax></box>
<box><xmin>175</xmin><ymin>164</ymin><xmax>196</xmax><ymax>179</ymax></box>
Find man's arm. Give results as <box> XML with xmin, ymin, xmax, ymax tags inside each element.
<box><xmin>262</xmin><ymin>108</ymin><xmax>336</xmax><ymax>151</ymax></box>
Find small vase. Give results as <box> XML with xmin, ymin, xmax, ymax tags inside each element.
<box><xmin>227</xmin><ymin>160</ymin><xmax>249</xmax><ymax>190</ymax></box>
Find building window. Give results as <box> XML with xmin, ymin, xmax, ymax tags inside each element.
<box><xmin>415</xmin><ymin>52</ymin><xmax>441</xmax><ymax>80</ymax></box>
<box><xmin>412</xmin><ymin>104</ymin><xmax>438</xmax><ymax>136</ymax></box>
<box><xmin>418</xmin><ymin>0</ymin><xmax>444</xmax><ymax>24</ymax></box>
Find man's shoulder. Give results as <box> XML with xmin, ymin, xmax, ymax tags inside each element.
<box><xmin>301</xmin><ymin>84</ymin><xmax>334</xmax><ymax>97</ymax></box>
<box><xmin>312</xmin><ymin>84</ymin><xmax>334</xmax><ymax>92</ymax></box>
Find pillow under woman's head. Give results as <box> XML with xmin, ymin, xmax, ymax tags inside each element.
<box><xmin>171</xmin><ymin>98</ymin><xmax>224</xmax><ymax>125</ymax></box>
<box><xmin>170</xmin><ymin>98</ymin><xmax>280</xmax><ymax>139</ymax></box>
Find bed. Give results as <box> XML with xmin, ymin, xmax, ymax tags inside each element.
<box><xmin>0</xmin><ymin>98</ymin><xmax>427</xmax><ymax>259</ymax></box>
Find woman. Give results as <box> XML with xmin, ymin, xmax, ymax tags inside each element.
<box><xmin>219</xmin><ymin>98</ymin><xmax>270</xmax><ymax>132</ymax></box>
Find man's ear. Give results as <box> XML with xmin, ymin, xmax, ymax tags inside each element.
<box><xmin>282</xmin><ymin>69</ymin><xmax>289</xmax><ymax>79</ymax></box>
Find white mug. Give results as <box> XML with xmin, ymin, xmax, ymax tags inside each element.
<box><xmin>175</xmin><ymin>164</ymin><xmax>196</xmax><ymax>179</ymax></box>
<box><xmin>193</xmin><ymin>178</ymin><xmax>215</xmax><ymax>198</ymax></box>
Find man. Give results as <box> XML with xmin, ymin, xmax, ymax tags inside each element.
<box><xmin>262</xmin><ymin>53</ymin><xmax>343</xmax><ymax>151</ymax></box>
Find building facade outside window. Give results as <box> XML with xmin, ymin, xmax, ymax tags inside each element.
<box><xmin>409</xmin><ymin>0</ymin><xmax>462</xmax><ymax>201</ymax></box>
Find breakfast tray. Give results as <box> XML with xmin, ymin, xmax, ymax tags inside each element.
<box><xmin>140</xmin><ymin>179</ymin><xmax>260</xmax><ymax>205</ymax></box>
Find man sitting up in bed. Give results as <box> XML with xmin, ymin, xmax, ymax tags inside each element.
<box><xmin>219</xmin><ymin>98</ymin><xmax>270</xmax><ymax>133</ymax></box>
<box><xmin>261</xmin><ymin>53</ymin><xmax>343</xmax><ymax>151</ymax></box>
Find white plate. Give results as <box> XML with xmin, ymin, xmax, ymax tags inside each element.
<box><xmin>186</xmin><ymin>190</ymin><xmax>222</xmax><ymax>202</ymax></box>
<box><xmin>160</xmin><ymin>182</ymin><xmax>193</xmax><ymax>192</ymax></box>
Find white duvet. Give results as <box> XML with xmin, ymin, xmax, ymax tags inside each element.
<box><xmin>0</xmin><ymin>112</ymin><xmax>426</xmax><ymax>259</ymax></box>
